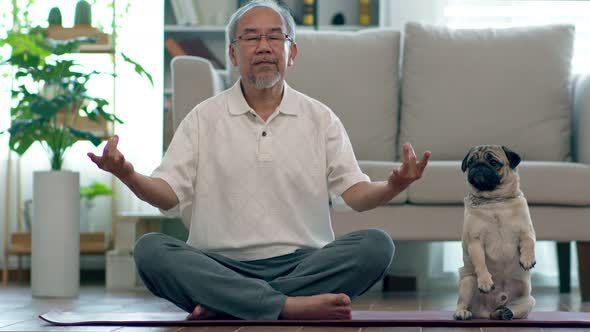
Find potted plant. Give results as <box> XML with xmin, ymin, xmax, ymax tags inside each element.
<box><xmin>0</xmin><ymin>2</ymin><xmax>152</xmax><ymax>297</ymax></box>
<box><xmin>80</xmin><ymin>181</ymin><xmax>113</xmax><ymax>232</ymax></box>
<box><xmin>1</xmin><ymin>32</ymin><xmax>152</xmax><ymax>169</ymax></box>
<box><xmin>2</xmin><ymin>30</ymin><xmax>120</xmax><ymax>169</ymax></box>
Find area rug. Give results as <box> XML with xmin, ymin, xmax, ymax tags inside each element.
<box><xmin>39</xmin><ymin>310</ymin><xmax>590</xmax><ymax>327</ymax></box>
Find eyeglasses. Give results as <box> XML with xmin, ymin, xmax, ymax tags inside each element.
<box><xmin>231</xmin><ymin>32</ymin><xmax>293</xmax><ymax>47</ymax></box>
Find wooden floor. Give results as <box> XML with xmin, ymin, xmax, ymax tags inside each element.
<box><xmin>0</xmin><ymin>284</ymin><xmax>588</xmax><ymax>331</ymax></box>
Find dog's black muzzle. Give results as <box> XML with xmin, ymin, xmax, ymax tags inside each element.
<box><xmin>468</xmin><ymin>163</ymin><xmax>501</xmax><ymax>191</ymax></box>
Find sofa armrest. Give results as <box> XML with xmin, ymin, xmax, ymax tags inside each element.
<box><xmin>573</xmin><ymin>73</ymin><xmax>590</xmax><ymax>163</ymax></box>
<box><xmin>171</xmin><ymin>56</ymin><xmax>225</xmax><ymax>133</ymax></box>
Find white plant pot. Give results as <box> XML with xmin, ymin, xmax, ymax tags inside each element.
<box><xmin>32</xmin><ymin>171</ymin><xmax>80</xmax><ymax>297</ymax></box>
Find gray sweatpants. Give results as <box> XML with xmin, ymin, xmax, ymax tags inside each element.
<box><xmin>133</xmin><ymin>228</ymin><xmax>394</xmax><ymax>320</ymax></box>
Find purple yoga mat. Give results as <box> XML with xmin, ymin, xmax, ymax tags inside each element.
<box><xmin>39</xmin><ymin>310</ymin><xmax>590</xmax><ymax>327</ymax></box>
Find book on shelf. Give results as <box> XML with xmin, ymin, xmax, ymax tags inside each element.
<box><xmin>235</xmin><ymin>0</ymin><xmax>304</xmax><ymax>25</ymax></box>
<box><xmin>164</xmin><ymin>37</ymin><xmax>225</xmax><ymax>69</ymax></box>
<box><xmin>198</xmin><ymin>0</ymin><xmax>237</xmax><ymax>26</ymax></box>
<box><xmin>371</xmin><ymin>0</ymin><xmax>379</xmax><ymax>26</ymax></box>
<box><xmin>170</xmin><ymin>0</ymin><xmax>200</xmax><ymax>25</ymax></box>
<box><xmin>302</xmin><ymin>0</ymin><xmax>316</xmax><ymax>26</ymax></box>
<box><xmin>359</xmin><ymin>0</ymin><xmax>371</xmax><ymax>26</ymax></box>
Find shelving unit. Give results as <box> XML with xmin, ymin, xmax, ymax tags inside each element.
<box><xmin>3</xmin><ymin>232</ymin><xmax>107</xmax><ymax>284</ymax></box>
<box><xmin>162</xmin><ymin>0</ymin><xmax>381</xmax><ymax>148</ymax></box>
<box><xmin>2</xmin><ymin>13</ymin><xmax>118</xmax><ymax>286</ymax></box>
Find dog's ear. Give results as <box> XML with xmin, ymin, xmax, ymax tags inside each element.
<box><xmin>502</xmin><ymin>146</ymin><xmax>521</xmax><ymax>169</ymax></box>
<box><xmin>461</xmin><ymin>147</ymin><xmax>474</xmax><ymax>173</ymax></box>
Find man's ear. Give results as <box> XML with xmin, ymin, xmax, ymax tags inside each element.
<box><xmin>229</xmin><ymin>44</ymin><xmax>238</xmax><ymax>66</ymax></box>
<box><xmin>287</xmin><ymin>42</ymin><xmax>298</xmax><ymax>67</ymax></box>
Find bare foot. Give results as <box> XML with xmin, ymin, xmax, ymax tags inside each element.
<box><xmin>186</xmin><ymin>305</ymin><xmax>215</xmax><ymax>320</ymax></box>
<box><xmin>186</xmin><ymin>305</ymin><xmax>235</xmax><ymax>320</ymax></box>
<box><xmin>279</xmin><ymin>293</ymin><xmax>352</xmax><ymax>320</ymax></box>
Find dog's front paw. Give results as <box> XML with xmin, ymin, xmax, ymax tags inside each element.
<box><xmin>490</xmin><ymin>306</ymin><xmax>514</xmax><ymax>320</ymax></box>
<box><xmin>477</xmin><ymin>273</ymin><xmax>495</xmax><ymax>293</ymax></box>
<box><xmin>520</xmin><ymin>252</ymin><xmax>536</xmax><ymax>270</ymax></box>
<box><xmin>454</xmin><ymin>309</ymin><xmax>473</xmax><ymax>320</ymax></box>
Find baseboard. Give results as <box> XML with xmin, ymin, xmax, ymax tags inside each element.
<box><xmin>4</xmin><ymin>269</ymin><xmax>106</xmax><ymax>285</ymax></box>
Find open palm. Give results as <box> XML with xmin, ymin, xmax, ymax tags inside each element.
<box><xmin>87</xmin><ymin>135</ymin><xmax>134</xmax><ymax>180</ymax></box>
<box><xmin>388</xmin><ymin>143</ymin><xmax>431</xmax><ymax>191</ymax></box>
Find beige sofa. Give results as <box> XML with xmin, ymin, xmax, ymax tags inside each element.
<box><xmin>171</xmin><ymin>23</ymin><xmax>590</xmax><ymax>300</ymax></box>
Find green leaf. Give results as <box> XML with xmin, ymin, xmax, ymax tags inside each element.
<box><xmin>30</xmin><ymin>94</ymin><xmax>75</xmax><ymax>119</ymax></box>
<box><xmin>6</xmin><ymin>118</ymin><xmax>47</xmax><ymax>155</ymax></box>
<box><xmin>6</xmin><ymin>118</ymin><xmax>46</xmax><ymax>137</ymax></box>
<box><xmin>91</xmin><ymin>106</ymin><xmax>123</xmax><ymax>124</ymax></box>
<box><xmin>68</xmin><ymin>127</ymin><xmax>102</xmax><ymax>146</ymax></box>
<box><xmin>121</xmin><ymin>52</ymin><xmax>154</xmax><ymax>86</ymax></box>
<box><xmin>80</xmin><ymin>181</ymin><xmax>112</xmax><ymax>200</ymax></box>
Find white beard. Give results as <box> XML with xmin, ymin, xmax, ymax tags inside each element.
<box><xmin>249</xmin><ymin>71</ymin><xmax>281</xmax><ymax>89</ymax></box>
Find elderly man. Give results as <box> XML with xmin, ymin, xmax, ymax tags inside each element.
<box><xmin>89</xmin><ymin>0</ymin><xmax>430</xmax><ymax>321</ymax></box>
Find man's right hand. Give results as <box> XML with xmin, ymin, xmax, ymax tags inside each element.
<box><xmin>88</xmin><ymin>135</ymin><xmax>135</xmax><ymax>181</ymax></box>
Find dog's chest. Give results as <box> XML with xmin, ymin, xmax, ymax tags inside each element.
<box><xmin>481</xmin><ymin>212</ymin><xmax>520</xmax><ymax>262</ymax></box>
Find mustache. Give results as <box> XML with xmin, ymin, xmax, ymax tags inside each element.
<box><xmin>252</xmin><ymin>57</ymin><xmax>278</xmax><ymax>65</ymax></box>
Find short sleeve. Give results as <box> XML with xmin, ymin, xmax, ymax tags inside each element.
<box><xmin>325</xmin><ymin>113</ymin><xmax>370</xmax><ymax>197</ymax></box>
<box><xmin>151</xmin><ymin>111</ymin><xmax>198</xmax><ymax>217</ymax></box>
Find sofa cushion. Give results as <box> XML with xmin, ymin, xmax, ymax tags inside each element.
<box><xmin>400</xmin><ymin>22</ymin><xmax>575</xmax><ymax>161</ymax></box>
<box><xmin>408</xmin><ymin>161</ymin><xmax>590</xmax><ymax>206</ymax></box>
<box><xmin>359</xmin><ymin>161</ymin><xmax>407</xmax><ymax>204</ymax></box>
<box><xmin>286</xmin><ymin>29</ymin><xmax>401</xmax><ymax>161</ymax></box>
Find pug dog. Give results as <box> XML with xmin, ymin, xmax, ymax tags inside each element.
<box><xmin>454</xmin><ymin>145</ymin><xmax>536</xmax><ymax>321</ymax></box>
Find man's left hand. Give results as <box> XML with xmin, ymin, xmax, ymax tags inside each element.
<box><xmin>388</xmin><ymin>142</ymin><xmax>431</xmax><ymax>192</ymax></box>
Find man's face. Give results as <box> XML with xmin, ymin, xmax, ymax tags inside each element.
<box><xmin>229</xmin><ymin>7</ymin><xmax>297</xmax><ymax>90</ymax></box>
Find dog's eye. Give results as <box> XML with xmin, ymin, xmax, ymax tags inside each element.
<box><xmin>489</xmin><ymin>159</ymin><xmax>500</xmax><ymax>167</ymax></box>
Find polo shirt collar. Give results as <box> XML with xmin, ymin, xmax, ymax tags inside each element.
<box><xmin>227</xmin><ymin>79</ymin><xmax>299</xmax><ymax>116</ymax></box>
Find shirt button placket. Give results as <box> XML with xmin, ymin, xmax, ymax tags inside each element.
<box><xmin>258</xmin><ymin>128</ymin><xmax>272</xmax><ymax>162</ymax></box>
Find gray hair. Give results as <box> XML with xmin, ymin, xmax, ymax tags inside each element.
<box><xmin>226</xmin><ymin>0</ymin><xmax>297</xmax><ymax>44</ymax></box>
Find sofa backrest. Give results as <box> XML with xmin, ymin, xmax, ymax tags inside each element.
<box><xmin>284</xmin><ymin>29</ymin><xmax>401</xmax><ymax>161</ymax></box>
<box><xmin>171</xmin><ymin>56</ymin><xmax>225</xmax><ymax>132</ymax></box>
<box><xmin>177</xmin><ymin>24</ymin><xmax>575</xmax><ymax>163</ymax></box>
<box><xmin>399</xmin><ymin>22</ymin><xmax>575</xmax><ymax>161</ymax></box>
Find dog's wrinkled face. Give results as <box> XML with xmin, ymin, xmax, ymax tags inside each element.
<box><xmin>461</xmin><ymin>145</ymin><xmax>522</xmax><ymax>194</ymax></box>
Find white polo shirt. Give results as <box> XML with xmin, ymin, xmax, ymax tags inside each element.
<box><xmin>152</xmin><ymin>80</ymin><xmax>370</xmax><ymax>261</ymax></box>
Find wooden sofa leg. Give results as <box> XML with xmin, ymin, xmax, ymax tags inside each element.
<box><xmin>557</xmin><ymin>242</ymin><xmax>571</xmax><ymax>293</ymax></box>
<box><xmin>577</xmin><ymin>241</ymin><xmax>590</xmax><ymax>302</ymax></box>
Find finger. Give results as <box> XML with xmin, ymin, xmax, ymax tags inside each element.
<box><xmin>402</xmin><ymin>144</ymin><xmax>418</xmax><ymax>176</ymax></box>
<box><xmin>418</xmin><ymin>151</ymin><xmax>432</xmax><ymax>172</ymax></box>
<box><xmin>111</xmin><ymin>135</ymin><xmax>119</xmax><ymax>149</ymax></box>
<box><xmin>106</xmin><ymin>135</ymin><xmax>119</xmax><ymax>156</ymax></box>
<box><xmin>87</xmin><ymin>152</ymin><xmax>102</xmax><ymax>166</ymax></box>
<box><xmin>402</xmin><ymin>143</ymin><xmax>410</xmax><ymax>162</ymax></box>
<box><xmin>87</xmin><ymin>152</ymin><xmax>97</xmax><ymax>163</ymax></box>
<box><xmin>406</xmin><ymin>143</ymin><xmax>417</xmax><ymax>162</ymax></box>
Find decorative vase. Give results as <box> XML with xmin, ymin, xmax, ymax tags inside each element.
<box><xmin>32</xmin><ymin>171</ymin><xmax>80</xmax><ymax>298</ymax></box>
<box><xmin>74</xmin><ymin>0</ymin><xmax>92</xmax><ymax>26</ymax></box>
<box><xmin>48</xmin><ymin>7</ymin><xmax>62</xmax><ymax>26</ymax></box>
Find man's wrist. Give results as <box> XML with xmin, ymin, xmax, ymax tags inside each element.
<box><xmin>379</xmin><ymin>183</ymin><xmax>397</xmax><ymax>205</ymax></box>
<box><xmin>116</xmin><ymin>170</ymin><xmax>136</xmax><ymax>185</ymax></box>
